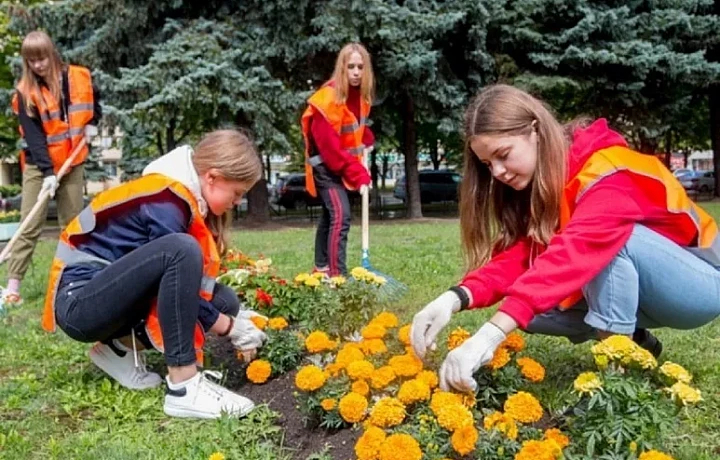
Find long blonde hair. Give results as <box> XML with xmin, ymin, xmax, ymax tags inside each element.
<box><xmin>460</xmin><ymin>84</ymin><xmax>568</xmax><ymax>270</ymax></box>
<box><xmin>17</xmin><ymin>31</ymin><xmax>64</xmax><ymax>116</ymax></box>
<box><xmin>330</xmin><ymin>42</ymin><xmax>375</xmax><ymax>105</ymax></box>
<box><xmin>192</xmin><ymin>129</ymin><xmax>263</xmax><ymax>255</ymax></box>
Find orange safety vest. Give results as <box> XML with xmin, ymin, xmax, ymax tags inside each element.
<box><xmin>557</xmin><ymin>145</ymin><xmax>720</xmax><ymax>308</ymax></box>
<box><xmin>11</xmin><ymin>65</ymin><xmax>94</xmax><ymax>173</ymax></box>
<box><xmin>300</xmin><ymin>83</ymin><xmax>371</xmax><ymax>197</ymax></box>
<box><xmin>43</xmin><ymin>174</ymin><xmax>221</xmax><ymax>365</ymax></box>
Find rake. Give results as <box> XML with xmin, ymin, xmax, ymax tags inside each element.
<box><xmin>359</xmin><ymin>146</ymin><xmax>407</xmax><ymax>302</ymax></box>
<box><xmin>0</xmin><ymin>138</ymin><xmax>87</xmax><ymax>314</ymax></box>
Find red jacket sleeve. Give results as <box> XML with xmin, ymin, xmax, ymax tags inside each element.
<box><xmin>363</xmin><ymin>125</ymin><xmax>375</xmax><ymax>148</ymax></box>
<box><xmin>310</xmin><ymin>112</ymin><xmax>359</xmax><ymax>176</ymax></box>
<box><xmin>498</xmin><ymin>172</ymin><xmax>645</xmax><ymax>329</ymax></box>
<box><xmin>459</xmin><ymin>238</ymin><xmax>532</xmax><ymax>309</ymax></box>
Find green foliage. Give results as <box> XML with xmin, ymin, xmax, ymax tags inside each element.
<box><xmin>257</xmin><ymin>328</ymin><xmax>304</xmax><ymax>376</ymax></box>
<box><xmin>0</xmin><ymin>183</ymin><xmax>20</xmax><ymax>197</ymax></box>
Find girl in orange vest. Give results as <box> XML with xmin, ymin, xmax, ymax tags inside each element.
<box><xmin>411</xmin><ymin>85</ymin><xmax>720</xmax><ymax>392</ymax></box>
<box><xmin>3</xmin><ymin>31</ymin><xmax>101</xmax><ymax>307</ymax></box>
<box><xmin>47</xmin><ymin>130</ymin><xmax>267</xmax><ymax>419</ymax></box>
<box><xmin>301</xmin><ymin>43</ymin><xmax>375</xmax><ymax>276</ymax></box>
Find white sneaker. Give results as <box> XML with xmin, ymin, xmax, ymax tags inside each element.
<box><xmin>89</xmin><ymin>342</ymin><xmax>163</xmax><ymax>390</ymax></box>
<box><xmin>163</xmin><ymin>370</ymin><xmax>255</xmax><ymax>419</ymax></box>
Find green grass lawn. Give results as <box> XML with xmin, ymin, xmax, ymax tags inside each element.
<box><xmin>2</xmin><ymin>206</ymin><xmax>720</xmax><ymax>459</ymax></box>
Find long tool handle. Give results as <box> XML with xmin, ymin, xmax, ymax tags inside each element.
<box><xmin>361</xmin><ymin>147</ymin><xmax>373</xmax><ymax>257</ymax></box>
<box><xmin>0</xmin><ymin>138</ymin><xmax>87</xmax><ymax>265</ymax></box>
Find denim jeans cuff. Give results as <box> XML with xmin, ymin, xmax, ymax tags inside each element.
<box><xmin>584</xmin><ymin>311</ymin><xmax>636</xmax><ymax>335</ymax></box>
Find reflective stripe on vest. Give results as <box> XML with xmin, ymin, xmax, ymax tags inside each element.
<box><xmin>300</xmin><ymin>83</ymin><xmax>371</xmax><ymax>197</ymax></box>
<box><xmin>10</xmin><ymin>65</ymin><xmax>94</xmax><ymax>173</ymax></box>
<box><xmin>558</xmin><ymin>145</ymin><xmax>720</xmax><ymax>308</ymax></box>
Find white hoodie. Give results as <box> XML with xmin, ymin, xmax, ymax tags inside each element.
<box><xmin>142</xmin><ymin>145</ymin><xmax>208</xmax><ymax>217</ymax></box>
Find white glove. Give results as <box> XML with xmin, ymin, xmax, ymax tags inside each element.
<box><xmin>410</xmin><ymin>291</ymin><xmax>462</xmax><ymax>359</ymax></box>
<box><xmin>41</xmin><ymin>175</ymin><xmax>58</xmax><ymax>198</ymax></box>
<box><xmin>84</xmin><ymin>125</ymin><xmax>98</xmax><ymax>143</ymax></box>
<box><xmin>237</xmin><ymin>310</ymin><xmax>268</xmax><ymax>321</ymax></box>
<box><xmin>439</xmin><ymin>322</ymin><xmax>506</xmax><ymax>392</ymax></box>
<box><xmin>359</xmin><ymin>185</ymin><xmax>369</xmax><ymax>196</ymax></box>
<box><xmin>228</xmin><ymin>317</ymin><xmax>267</xmax><ymax>359</ymax></box>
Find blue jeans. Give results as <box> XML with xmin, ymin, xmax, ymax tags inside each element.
<box><xmin>526</xmin><ymin>225</ymin><xmax>720</xmax><ymax>342</ymax></box>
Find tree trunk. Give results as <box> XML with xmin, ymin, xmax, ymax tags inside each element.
<box><xmin>166</xmin><ymin>117</ymin><xmax>176</xmax><ymax>152</ymax></box>
<box><xmin>235</xmin><ymin>110</ymin><xmax>270</xmax><ymax>221</ymax></box>
<box><xmin>265</xmin><ymin>153</ymin><xmax>272</xmax><ymax>182</ymax></box>
<box><xmin>430</xmin><ymin>141</ymin><xmax>441</xmax><ymax>170</ymax></box>
<box><xmin>401</xmin><ymin>90</ymin><xmax>422</xmax><ymax>219</ymax></box>
<box><xmin>663</xmin><ymin>131</ymin><xmax>672</xmax><ymax>168</ymax></box>
<box><xmin>711</xmin><ymin>83</ymin><xmax>720</xmax><ymax>196</ymax></box>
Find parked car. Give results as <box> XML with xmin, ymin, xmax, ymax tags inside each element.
<box><xmin>672</xmin><ymin>168</ymin><xmax>692</xmax><ymax>178</ymax></box>
<box><xmin>393</xmin><ymin>170</ymin><xmax>462</xmax><ymax>204</ymax></box>
<box><xmin>2</xmin><ymin>194</ymin><xmax>91</xmax><ymax>221</ymax></box>
<box><xmin>272</xmin><ymin>173</ymin><xmax>360</xmax><ymax>210</ymax></box>
<box><xmin>678</xmin><ymin>170</ymin><xmax>715</xmax><ymax>194</ymax></box>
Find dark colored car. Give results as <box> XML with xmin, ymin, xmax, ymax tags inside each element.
<box><xmin>271</xmin><ymin>173</ymin><xmax>360</xmax><ymax>210</ymax></box>
<box><xmin>2</xmin><ymin>194</ymin><xmax>91</xmax><ymax>221</ymax></box>
<box><xmin>393</xmin><ymin>170</ymin><xmax>462</xmax><ymax>204</ymax></box>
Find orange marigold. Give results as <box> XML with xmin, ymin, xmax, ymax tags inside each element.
<box><xmin>447</xmin><ymin>327</ymin><xmax>471</xmax><ymax>351</ymax></box>
<box><xmin>267</xmin><ymin>317</ymin><xmax>288</xmax><ymax>330</ymax></box>
<box><xmin>638</xmin><ymin>451</ymin><xmax>675</xmax><ymax>460</ymax></box>
<box><xmin>335</xmin><ymin>346</ymin><xmax>366</xmax><ymax>368</ymax></box>
<box><xmin>517</xmin><ymin>357</ymin><xmax>546</xmax><ymax>383</ymax></box>
<box><xmin>338</xmin><ymin>392</ymin><xmax>368</xmax><ymax>423</ymax></box>
<box><xmin>378</xmin><ymin>433</ymin><xmax>422</xmax><ymax>460</ymax></box>
<box><xmin>360</xmin><ymin>338</ymin><xmax>388</xmax><ymax>356</ymax></box>
<box><xmin>430</xmin><ymin>391</ymin><xmax>463</xmax><ymax>415</ymax></box>
<box><xmin>361</xmin><ymin>323</ymin><xmax>387</xmax><ymax>340</ymax></box>
<box><xmin>352</xmin><ymin>380</ymin><xmax>370</xmax><ymax>397</ymax></box>
<box><xmin>504</xmin><ymin>391</ymin><xmax>543</xmax><ymax>424</ymax></box>
<box><xmin>370</xmin><ymin>366</ymin><xmax>397</xmax><ymax>389</ymax></box>
<box><xmin>370</xmin><ymin>312</ymin><xmax>399</xmax><ymax>329</ymax></box>
<box><xmin>305</xmin><ymin>331</ymin><xmax>337</xmax><ymax>353</ymax></box>
<box><xmin>369</xmin><ymin>397</ymin><xmax>406</xmax><ymax>428</ymax></box>
<box><xmin>250</xmin><ymin>316</ymin><xmax>268</xmax><ymax>330</ymax></box>
<box><xmin>436</xmin><ymin>404</ymin><xmax>473</xmax><ymax>432</ymax></box>
<box><xmin>347</xmin><ymin>360</ymin><xmax>376</xmax><ymax>381</ymax></box>
<box><xmin>483</xmin><ymin>411</ymin><xmax>518</xmax><ymax>440</ymax></box>
<box><xmin>295</xmin><ymin>365</ymin><xmax>327</xmax><ymax>391</ymax></box>
<box><xmin>398</xmin><ymin>324</ymin><xmax>411</xmax><ymax>346</ymax></box>
<box><xmin>416</xmin><ymin>370</ymin><xmax>439</xmax><ymax>389</ymax></box>
<box><xmin>355</xmin><ymin>426</ymin><xmax>387</xmax><ymax>460</ymax></box>
<box><xmin>487</xmin><ymin>347</ymin><xmax>511</xmax><ymax>370</ymax></box>
<box><xmin>543</xmin><ymin>428</ymin><xmax>570</xmax><ymax>449</ymax></box>
<box><xmin>451</xmin><ymin>424</ymin><xmax>478</xmax><ymax>456</ymax></box>
<box><xmin>397</xmin><ymin>379</ymin><xmax>431</xmax><ymax>405</ymax></box>
<box><xmin>246</xmin><ymin>359</ymin><xmax>272</xmax><ymax>384</ymax></box>
<box><xmin>388</xmin><ymin>353</ymin><xmax>423</xmax><ymax>377</ymax></box>
<box><xmin>320</xmin><ymin>398</ymin><xmax>337</xmax><ymax>411</ymax></box>
<box><xmin>502</xmin><ymin>331</ymin><xmax>525</xmax><ymax>352</ymax></box>
<box><xmin>514</xmin><ymin>439</ymin><xmax>562</xmax><ymax>460</ymax></box>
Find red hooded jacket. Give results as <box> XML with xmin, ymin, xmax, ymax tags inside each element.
<box><xmin>460</xmin><ymin>119</ymin><xmax>699</xmax><ymax>328</ymax></box>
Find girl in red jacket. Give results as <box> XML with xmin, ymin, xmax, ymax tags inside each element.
<box><xmin>411</xmin><ymin>84</ymin><xmax>720</xmax><ymax>392</ymax></box>
<box><xmin>301</xmin><ymin>43</ymin><xmax>375</xmax><ymax>276</ymax></box>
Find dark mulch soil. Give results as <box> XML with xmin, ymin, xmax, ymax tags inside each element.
<box><xmin>205</xmin><ymin>338</ymin><xmax>360</xmax><ymax>460</ymax></box>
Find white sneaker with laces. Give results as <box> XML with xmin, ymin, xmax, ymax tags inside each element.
<box><xmin>163</xmin><ymin>370</ymin><xmax>255</xmax><ymax>419</ymax></box>
<box><xmin>89</xmin><ymin>342</ymin><xmax>163</xmax><ymax>390</ymax></box>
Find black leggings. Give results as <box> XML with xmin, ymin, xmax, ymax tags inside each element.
<box><xmin>54</xmin><ymin>234</ymin><xmax>240</xmax><ymax>367</ymax></box>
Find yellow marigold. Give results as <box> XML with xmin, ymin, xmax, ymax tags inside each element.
<box><xmin>378</xmin><ymin>433</ymin><xmax>422</xmax><ymax>460</ymax></box>
<box><xmin>360</xmin><ymin>338</ymin><xmax>388</xmax><ymax>356</ymax></box>
<box><xmin>574</xmin><ymin>372</ymin><xmax>603</xmax><ymax>395</ymax></box>
<box><xmin>312</xmin><ymin>271</ymin><xmax>326</xmax><ymax>279</ymax></box>
<box><xmin>516</xmin><ymin>357</ymin><xmax>546</xmax><ymax>383</ymax></box>
<box><xmin>591</xmin><ymin>335</ymin><xmax>637</xmax><ymax>361</ymax></box>
<box><xmin>361</xmin><ymin>323</ymin><xmax>387</xmax><ymax>340</ymax></box>
<box><xmin>355</xmin><ymin>426</ymin><xmax>387</xmax><ymax>460</ymax></box>
<box><xmin>335</xmin><ymin>345</ymin><xmax>366</xmax><ymax>368</ymax></box>
<box><xmin>659</xmin><ymin>361</ymin><xmax>693</xmax><ymax>384</ymax></box>
<box><xmin>267</xmin><ymin>317</ymin><xmax>288</xmax><ymax>330</ymax></box>
<box><xmin>638</xmin><ymin>450</ymin><xmax>675</xmax><ymax>460</ymax></box>
<box><xmin>352</xmin><ymin>380</ymin><xmax>370</xmax><ymax>397</ymax></box>
<box><xmin>325</xmin><ymin>363</ymin><xmax>343</xmax><ymax>377</ymax></box>
<box><xmin>447</xmin><ymin>327</ymin><xmax>471</xmax><ymax>351</ymax></box>
<box><xmin>330</xmin><ymin>275</ymin><xmax>347</xmax><ymax>286</ymax></box>
<box><xmin>436</xmin><ymin>404</ymin><xmax>473</xmax><ymax>432</ymax></box>
<box><xmin>388</xmin><ymin>353</ymin><xmax>423</xmax><ymax>377</ymax></box>
<box><xmin>250</xmin><ymin>316</ymin><xmax>268</xmax><ymax>330</ymax></box>
<box><xmin>502</xmin><ymin>331</ymin><xmax>526</xmax><ymax>352</ymax></box>
<box><xmin>397</xmin><ymin>379</ymin><xmax>431</xmax><ymax>405</ymax></box>
<box><xmin>398</xmin><ymin>324</ymin><xmax>411</xmax><ymax>345</ymax></box>
<box><xmin>504</xmin><ymin>391</ymin><xmax>543</xmax><ymax>424</ymax></box>
<box><xmin>246</xmin><ymin>359</ymin><xmax>272</xmax><ymax>384</ymax></box>
<box><xmin>629</xmin><ymin>347</ymin><xmax>658</xmax><ymax>370</ymax></box>
<box><xmin>486</xmin><ymin>347</ymin><xmax>511</xmax><ymax>370</ymax></box>
<box><xmin>347</xmin><ymin>360</ymin><xmax>376</xmax><ymax>381</ymax></box>
<box><xmin>338</xmin><ymin>392</ymin><xmax>368</xmax><ymax>423</ymax></box>
<box><xmin>370</xmin><ymin>311</ymin><xmax>399</xmax><ymax>328</ymax></box>
<box><xmin>208</xmin><ymin>453</ymin><xmax>225</xmax><ymax>460</ymax></box>
<box><xmin>514</xmin><ymin>439</ymin><xmax>562</xmax><ymax>460</ymax></box>
<box><xmin>369</xmin><ymin>397</ymin><xmax>406</xmax><ymax>428</ymax></box>
<box><xmin>304</xmin><ymin>331</ymin><xmax>337</xmax><ymax>353</ymax></box>
<box><xmin>594</xmin><ymin>354</ymin><xmax>609</xmax><ymax>370</ymax></box>
<box><xmin>416</xmin><ymin>370</ymin><xmax>439</xmax><ymax>389</ymax></box>
<box><xmin>450</xmin><ymin>424</ymin><xmax>478</xmax><ymax>456</ymax></box>
<box><xmin>430</xmin><ymin>391</ymin><xmax>463</xmax><ymax>415</ymax></box>
<box><xmin>543</xmin><ymin>428</ymin><xmax>570</xmax><ymax>449</ymax></box>
<box><xmin>294</xmin><ymin>273</ymin><xmax>311</xmax><ymax>283</ymax></box>
<box><xmin>351</xmin><ymin>266</ymin><xmax>371</xmax><ymax>280</ymax></box>
<box><xmin>460</xmin><ymin>392</ymin><xmax>476</xmax><ymax>408</ymax></box>
<box><xmin>666</xmin><ymin>382</ymin><xmax>703</xmax><ymax>406</ymax></box>
<box><xmin>373</xmin><ymin>275</ymin><xmax>387</xmax><ymax>285</ymax></box>
<box><xmin>370</xmin><ymin>366</ymin><xmax>397</xmax><ymax>389</ymax></box>
<box><xmin>320</xmin><ymin>398</ymin><xmax>337</xmax><ymax>411</ymax></box>
<box><xmin>304</xmin><ymin>277</ymin><xmax>321</xmax><ymax>287</ymax></box>
<box><xmin>295</xmin><ymin>365</ymin><xmax>327</xmax><ymax>391</ymax></box>
<box><xmin>483</xmin><ymin>411</ymin><xmax>518</xmax><ymax>440</ymax></box>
